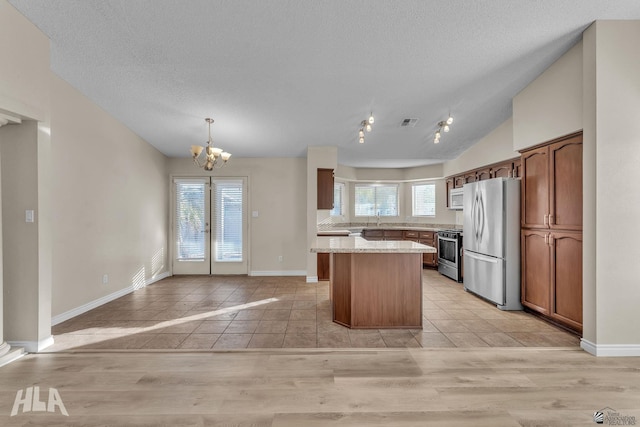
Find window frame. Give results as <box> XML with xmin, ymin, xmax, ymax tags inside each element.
<box><xmin>411</xmin><ymin>182</ymin><xmax>436</xmax><ymax>217</ymax></box>
<box><xmin>330</xmin><ymin>181</ymin><xmax>345</xmax><ymax>217</ymax></box>
<box><xmin>354</xmin><ymin>183</ymin><xmax>400</xmax><ymax>217</ymax></box>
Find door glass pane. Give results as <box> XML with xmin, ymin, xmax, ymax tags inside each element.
<box><xmin>213</xmin><ymin>180</ymin><xmax>243</xmax><ymax>262</ymax></box>
<box><xmin>175</xmin><ymin>181</ymin><xmax>206</xmax><ymax>260</ymax></box>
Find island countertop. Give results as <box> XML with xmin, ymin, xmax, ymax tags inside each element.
<box><xmin>311</xmin><ymin>236</ymin><xmax>436</xmax><ymax>254</ymax></box>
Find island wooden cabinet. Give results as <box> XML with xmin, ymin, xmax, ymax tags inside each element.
<box><xmin>521</xmin><ymin>229</ymin><xmax>583</xmax><ymax>332</ymax></box>
<box><xmin>317</xmin><ymin>168</ymin><xmax>334</xmax><ymax>210</ymax></box>
<box><xmin>520</xmin><ymin>131</ymin><xmax>583</xmax><ymax>333</ymax></box>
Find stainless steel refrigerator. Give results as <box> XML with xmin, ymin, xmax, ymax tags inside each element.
<box><xmin>463</xmin><ymin>177</ymin><xmax>522</xmax><ymax>310</ymax></box>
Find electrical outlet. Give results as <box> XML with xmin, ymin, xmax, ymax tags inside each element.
<box><xmin>102</xmin><ymin>274</ymin><xmax>109</xmax><ymax>285</ymax></box>
<box><xmin>278</xmin><ymin>255</ymin><xmax>283</xmax><ymax>262</ymax></box>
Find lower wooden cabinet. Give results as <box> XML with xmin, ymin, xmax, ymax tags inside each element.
<box><xmin>317</xmin><ymin>252</ymin><xmax>330</xmax><ymax>281</ymax></box>
<box><xmin>521</xmin><ymin>229</ymin><xmax>582</xmax><ymax>332</ymax></box>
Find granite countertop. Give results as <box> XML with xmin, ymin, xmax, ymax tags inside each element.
<box><xmin>318</xmin><ymin>223</ymin><xmax>461</xmax><ymax>234</ymax></box>
<box><xmin>310</xmin><ymin>236</ymin><xmax>436</xmax><ymax>254</ymax></box>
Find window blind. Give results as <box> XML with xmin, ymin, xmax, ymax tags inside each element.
<box><xmin>330</xmin><ymin>182</ymin><xmax>344</xmax><ymax>216</ymax></box>
<box><xmin>213</xmin><ymin>180</ymin><xmax>243</xmax><ymax>262</ymax></box>
<box><xmin>175</xmin><ymin>179</ymin><xmax>207</xmax><ymax>260</ymax></box>
<box><xmin>354</xmin><ymin>184</ymin><xmax>399</xmax><ymax>216</ymax></box>
<box><xmin>412</xmin><ymin>183</ymin><xmax>436</xmax><ymax>216</ymax></box>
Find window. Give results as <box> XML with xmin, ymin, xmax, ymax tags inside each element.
<box><xmin>175</xmin><ymin>180</ymin><xmax>207</xmax><ymax>260</ymax></box>
<box><xmin>330</xmin><ymin>182</ymin><xmax>345</xmax><ymax>216</ymax></box>
<box><xmin>354</xmin><ymin>184</ymin><xmax>399</xmax><ymax>216</ymax></box>
<box><xmin>412</xmin><ymin>183</ymin><xmax>436</xmax><ymax>217</ymax></box>
<box><xmin>213</xmin><ymin>180</ymin><xmax>243</xmax><ymax>262</ymax></box>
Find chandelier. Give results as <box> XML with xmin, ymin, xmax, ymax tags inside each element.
<box><xmin>190</xmin><ymin>118</ymin><xmax>231</xmax><ymax>170</ymax></box>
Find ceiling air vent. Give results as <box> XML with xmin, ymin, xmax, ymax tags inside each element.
<box><xmin>400</xmin><ymin>118</ymin><xmax>419</xmax><ymax>127</ymax></box>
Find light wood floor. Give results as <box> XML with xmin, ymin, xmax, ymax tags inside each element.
<box><xmin>2</xmin><ymin>348</ymin><xmax>640</xmax><ymax>426</ymax></box>
<box><xmin>48</xmin><ymin>269</ymin><xmax>579</xmax><ymax>351</ymax></box>
<box><xmin>2</xmin><ymin>271</ymin><xmax>637</xmax><ymax>425</ymax></box>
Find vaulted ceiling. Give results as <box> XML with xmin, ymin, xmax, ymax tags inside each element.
<box><xmin>8</xmin><ymin>0</ymin><xmax>640</xmax><ymax>167</ymax></box>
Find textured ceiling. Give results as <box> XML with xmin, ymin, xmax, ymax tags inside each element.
<box><xmin>8</xmin><ymin>1</ymin><xmax>640</xmax><ymax>168</ymax></box>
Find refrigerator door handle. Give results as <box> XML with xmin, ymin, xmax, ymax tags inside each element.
<box><xmin>478</xmin><ymin>191</ymin><xmax>485</xmax><ymax>243</ymax></box>
<box><xmin>464</xmin><ymin>251</ymin><xmax>499</xmax><ymax>264</ymax></box>
<box><xmin>473</xmin><ymin>189</ymin><xmax>480</xmax><ymax>241</ymax></box>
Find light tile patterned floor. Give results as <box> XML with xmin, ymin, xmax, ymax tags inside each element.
<box><xmin>48</xmin><ymin>269</ymin><xmax>580</xmax><ymax>351</ymax></box>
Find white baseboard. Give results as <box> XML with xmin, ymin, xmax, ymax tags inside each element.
<box><xmin>306</xmin><ymin>276</ymin><xmax>318</xmax><ymax>283</ymax></box>
<box><xmin>0</xmin><ymin>346</ymin><xmax>25</xmax><ymax>368</ymax></box>
<box><xmin>51</xmin><ymin>271</ymin><xmax>171</xmax><ymax>326</ymax></box>
<box><xmin>249</xmin><ymin>270</ymin><xmax>307</xmax><ymax>277</ymax></box>
<box><xmin>8</xmin><ymin>335</ymin><xmax>54</xmax><ymax>353</ymax></box>
<box><xmin>581</xmin><ymin>339</ymin><xmax>640</xmax><ymax>357</ymax></box>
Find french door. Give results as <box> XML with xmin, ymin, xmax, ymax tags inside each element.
<box><xmin>173</xmin><ymin>177</ymin><xmax>248</xmax><ymax>275</ymax></box>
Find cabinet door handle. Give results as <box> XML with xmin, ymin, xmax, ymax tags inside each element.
<box><xmin>544</xmin><ymin>234</ymin><xmax>548</xmax><ymax>245</ymax></box>
<box><xmin>549</xmin><ymin>235</ymin><xmax>554</xmax><ymax>246</ymax></box>
<box><xmin>549</xmin><ymin>214</ymin><xmax>554</xmax><ymax>225</ymax></box>
<box><xmin>543</xmin><ymin>214</ymin><xmax>548</xmax><ymax>225</ymax></box>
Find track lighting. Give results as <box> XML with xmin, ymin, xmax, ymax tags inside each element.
<box><xmin>357</xmin><ymin>113</ymin><xmax>375</xmax><ymax>144</ymax></box>
<box><xmin>433</xmin><ymin>114</ymin><xmax>453</xmax><ymax>144</ymax></box>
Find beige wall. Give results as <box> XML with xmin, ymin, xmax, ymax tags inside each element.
<box><xmin>332</xmin><ymin>163</ymin><xmax>456</xmax><ymax>226</ymax></box>
<box><xmin>513</xmin><ymin>41</ymin><xmax>583</xmax><ymax>151</ymax></box>
<box><xmin>168</xmin><ymin>157</ymin><xmax>308</xmax><ymax>274</ymax></box>
<box><xmin>515</xmin><ymin>21</ymin><xmax>640</xmax><ymax>352</ymax></box>
<box><xmin>443</xmin><ymin>118</ymin><xmax>518</xmax><ymax>177</ymax></box>
<box><xmin>51</xmin><ymin>76</ymin><xmax>169</xmax><ymax>317</ymax></box>
<box><xmin>307</xmin><ymin>147</ymin><xmax>338</xmax><ymax>279</ymax></box>
<box><xmin>0</xmin><ymin>0</ymin><xmax>53</xmax><ymax>350</ymax></box>
<box><xmin>0</xmin><ymin>121</ymin><xmax>51</xmax><ymax>343</ymax></box>
<box><xmin>588</xmin><ymin>21</ymin><xmax>640</xmax><ymax>346</ymax></box>
<box><xmin>582</xmin><ymin>25</ymin><xmax>597</xmax><ymax>346</ymax></box>
<box><xmin>0</xmin><ymin>0</ymin><xmax>49</xmax><ymax>121</ymax></box>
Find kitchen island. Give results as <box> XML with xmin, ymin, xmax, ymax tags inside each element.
<box><xmin>311</xmin><ymin>236</ymin><xmax>436</xmax><ymax>329</ymax></box>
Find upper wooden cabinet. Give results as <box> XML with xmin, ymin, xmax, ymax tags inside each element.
<box><xmin>476</xmin><ymin>168</ymin><xmax>491</xmax><ymax>181</ymax></box>
<box><xmin>550</xmin><ymin>138</ymin><xmax>583</xmax><ymax>231</ymax></box>
<box><xmin>453</xmin><ymin>175</ymin><xmax>465</xmax><ymax>188</ymax></box>
<box><xmin>317</xmin><ymin>168</ymin><xmax>334</xmax><ymax>210</ymax></box>
<box><xmin>492</xmin><ymin>163</ymin><xmax>512</xmax><ymax>179</ymax></box>
<box><xmin>447</xmin><ymin>157</ymin><xmax>521</xmax><ymax>193</ymax></box>
<box><xmin>521</xmin><ymin>133</ymin><xmax>582</xmax><ymax>230</ymax></box>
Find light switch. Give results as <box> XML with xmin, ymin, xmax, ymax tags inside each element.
<box><xmin>252</xmin><ymin>211</ymin><xmax>259</xmax><ymax>218</ymax></box>
<box><xmin>25</xmin><ymin>210</ymin><xmax>35</xmax><ymax>223</ymax></box>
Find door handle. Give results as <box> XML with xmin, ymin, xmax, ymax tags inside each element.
<box><xmin>549</xmin><ymin>214</ymin><xmax>554</xmax><ymax>225</ymax></box>
<box><xmin>544</xmin><ymin>214</ymin><xmax>548</xmax><ymax>225</ymax></box>
<box><xmin>465</xmin><ymin>251</ymin><xmax>499</xmax><ymax>263</ymax></box>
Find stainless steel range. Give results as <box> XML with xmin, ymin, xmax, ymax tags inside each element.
<box><xmin>437</xmin><ymin>229</ymin><xmax>463</xmax><ymax>282</ymax></box>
